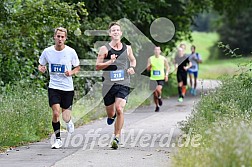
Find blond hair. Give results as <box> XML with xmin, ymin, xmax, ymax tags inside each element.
<box><xmin>54</xmin><ymin>27</ymin><xmax>67</xmax><ymax>37</ymax></box>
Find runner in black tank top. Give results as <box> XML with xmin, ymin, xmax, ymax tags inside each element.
<box><xmin>95</xmin><ymin>22</ymin><xmax>136</xmax><ymax>149</ymax></box>
<box><xmin>102</xmin><ymin>42</ymin><xmax>130</xmax><ymax>87</ymax></box>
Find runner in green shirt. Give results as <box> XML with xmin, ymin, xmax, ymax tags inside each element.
<box><xmin>147</xmin><ymin>46</ymin><xmax>169</xmax><ymax>112</ymax></box>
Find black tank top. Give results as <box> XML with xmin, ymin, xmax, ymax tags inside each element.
<box><xmin>102</xmin><ymin>43</ymin><xmax>130</xmax><ymax>86</ymax></box>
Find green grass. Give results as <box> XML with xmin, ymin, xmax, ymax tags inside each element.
<box><xmin>0</xmin><ymin>83</ymin><xmax>52</xmax><ymax>151</ymax></box>
<box><xmin>198</xmin><ymin>57</ymin><xmax>251</xmax><ymax>79</ymax></box>
<box><xmin>172</xmin><ymin>32</ymin><xmax>252</xmax><ymax>166</ymax></box>
<box><xmin>180</xmin><ymin>32</ymin><xmax>251</xmax><ymax>79</ymax></box>
<box><xmin>181</xmin><ymin>31</ymin><xmax>219</xmax><ymax>61</ymax></box>
<box><xmin>172</xmin><ymin>61</ymin><xmax>252</xmax><ymax>166</ymax></box>
<box><xmin>173</xmin><ymin>118</ymin><xmax>252</xmax><ymax>167</ymax></box>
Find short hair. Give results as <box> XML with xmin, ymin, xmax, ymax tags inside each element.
<box><xmin>191</xmin><ymin>45</ymin><xmax>196</xmax><ymax>49</ymax></box>
<box><xmin>179</xmin><ymin>43</ymin><xmax>186</xmax><ymax>49</ymax></box>
<box><xmin>54</xmin><ymin>27</ymin><xmax>67</xmax><ymax>37</ymax></box>
<box><xmin>108</xmin><ymin>22</ymin><xmax>121</xmax><ymax>31</ymax></box>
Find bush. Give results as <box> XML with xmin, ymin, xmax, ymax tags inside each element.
<box><xmin>0</xmin><ymin>0</ymin><xmax>85</xmax><ymax>85</ymax></box>
<box><xmin>162</xmin><ymin>73</ymin><xmax>178</xmax><ymax>97</ymax></box>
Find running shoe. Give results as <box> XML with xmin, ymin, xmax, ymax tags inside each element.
<box><xmin>158</xmin><ymin>98</ymin><xmax>163</xmax><ymax>106</ymax></box>
<box><xmin>193</xmin><ymin>89</ymin><xmax>197</xmax><ymax>96</ymax></box>
<box><xmin>155</xmin><ymin>106</ymin><xmax>160</xmax><ymax>112</ymax></box>
<box><xmin>190</xmin><ymin>88</ymin><xmax>194</xmax><ymax>95</ymax></box>
<box><xmin>178</xmin><ymin>97</ymin><xmax>183</xmax><ymax>102</ymax></box>
<box><xmin>66</xmin><ymin>119</ymin><xmax>74</xmax><ymax>134</ymax></box>
<box><xmin>111</xmin><ymin>137</ymin><xmax>119</xmax><ymax>149</ymax></box>
<box><xmin>51</xmin><ymin>139</ymin><xmax>63</xmax><ymax>149</ymax></box>
<box><xmin>107</xmin><ymin>113</ymin><xmax>116</xmax><ymax>125</ymax></box>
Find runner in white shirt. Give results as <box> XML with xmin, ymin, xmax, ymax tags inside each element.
<box><xmin>38</xmin><ymin>27</ymin><xmax>80</xmax><ymax>149</ymax></box>
<box><xmin>188</xmin><ymin>45</ymin><xmax>202</xmax><ymax>96</ymax></box>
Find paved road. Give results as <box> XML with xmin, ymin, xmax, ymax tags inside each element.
<box><xmin>0</xmin><ymin>80</ymin><xmax>220</xmax><ymax>167</ymax></box>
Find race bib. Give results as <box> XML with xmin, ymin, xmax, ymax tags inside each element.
<box><xmin>110</xmin><ymin>70</ymin><xmax>125</xmax><ymax>81</ymax></box>
<box><xmin>153</xmin><ymin>70</ymin><xmax>161</xmax><ymax>76</ymax></box>
<box><xmin>51</xmin><ymin>64</ymin><xmax>65</xmax><ymax>73</ymax></box>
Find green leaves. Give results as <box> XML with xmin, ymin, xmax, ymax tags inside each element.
<box><xmin>0</xmin><ymin>0</ymin><xmax>86</xmax><ymax>85</ymax></box>
<box><xmin>218</xmin><ymin>7</ymin><xmax>252</xmax><ymax>56</ymax></box>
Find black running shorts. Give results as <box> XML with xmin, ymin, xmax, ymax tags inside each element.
<box><xmin>102</xmin><ymin>84</ymin><xmax>130</xmax><ymax>106</ymax></box>
<box><xmin>48</xmin><ymin>88</ymin><xmax>74</xmax><ymax>109</ymax></box>
<box><xmin>149</xmin><ymin>80</ymin><xmax>165</xmax><ymax>90</ymax></box>
<box><xmin>177</xmin><ymin>71</ymin><xmax>187</xmax><ymax>85</ymax></box>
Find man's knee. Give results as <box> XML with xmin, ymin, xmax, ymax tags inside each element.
<box><xmin>157</xmin><ymin>85</ymin><xmax>162</xmax><ymax>92</ymax></box>
<box><xmin>53</xmin><ymin>110</ymin><xmax>60</xmax><ymax>118</ymax></box>
<box><xmin>115</xmin><ymin>105</ymin><xmax>124</xmax><ymax>115</ymax></box>
<box><xmin>178</xmin><ymin>82</ymin><xmax>183</xmax><ymax>87</ymax></box>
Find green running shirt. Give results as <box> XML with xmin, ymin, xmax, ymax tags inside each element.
<box><xmin>150</xmin><ymin>55</ymin><xmax>165</xmax><ymax>80</ymax></box>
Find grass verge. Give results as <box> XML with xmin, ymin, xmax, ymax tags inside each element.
<box><xmin>172</xmin><ymin>61</ymin><xmax>252</xmax><ymax>166</ymax></box>
<box><xmin>0</xmin><ymin>83</ymin><xmax>51</xmax><ymax>151</ymax></box>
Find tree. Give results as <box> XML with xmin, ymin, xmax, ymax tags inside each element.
<box><xmin>218</xmin><ymin>7</ymin><xmax>252</xmax><ymax>56</ymax></box>
<box><xmin>0</xmin><ymin>0</ymin><xmax>87</xmax><ymax>85</ymax></box>
<box><xmin>62</xmin><ymin>0</ymin><xmax>252</xmax><ymax>49</ymax></box>
<box><xmin>1</xmin><ymin>0</ymin><xmax>252</xmax><ymax>85</ymax></box>
<box><xmin>191</xmin><ymin>11</ymin><xmax>220</xmax><ymax>32</ymax></box>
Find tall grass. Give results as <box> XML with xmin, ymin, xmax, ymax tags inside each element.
<box><xmin>173</xmin><ymin>118</ymin><xmax>252</xmax><ymax>167</ymax></box>
<box><xmin>172</xmin><ymin>58</ymin><xmax>252</xmax><ymax>166</ymax></box>
<box><xmin>0</xmin><ymin>83</ymin><xmax>51</xmax><ymax>150</ymax></box>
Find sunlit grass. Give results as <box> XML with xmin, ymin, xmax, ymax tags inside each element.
<box><xmin>198</xmin><ymin>57</ymin><xmax>252</xmax><ymax>79</ymax></box>
<box><xmin>180</xmin><ymin>31</ymin><xmax>219</xmax><ymax>61</ymax></box>
<box><xmin>184</xmin><ymin>32</ymin><xmax>251</xmax><ymax>79</ymax></box>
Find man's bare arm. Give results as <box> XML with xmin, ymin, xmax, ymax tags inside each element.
<box><xmin>127</xmin><ymin>45</ymin><xmax>136</xmax><ymax>75</ymax></box>
<box><xmin>164</xmin><ymin>58</ymin><xmax>170</xmax><ymax>75</ymax></box>
<box><xmin>95</xmin><ymin>46</ymin><xmax>116</xmax><ymax>71</ymax></box>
